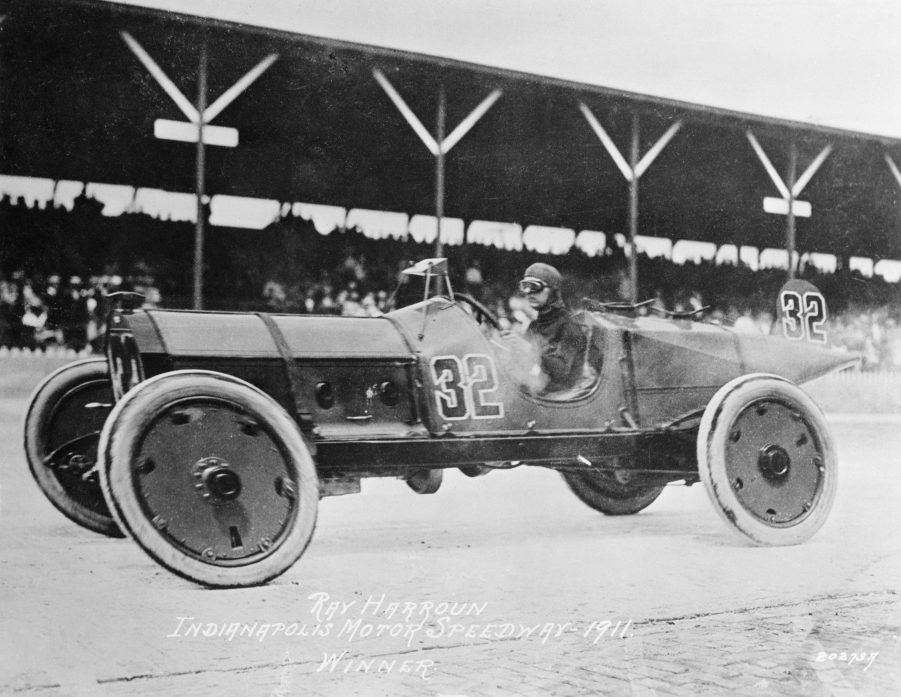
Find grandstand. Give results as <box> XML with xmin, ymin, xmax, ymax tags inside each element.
<box><xmin>1</xmin><ymin>0</ymin><xmax>899</xmax><ymax>370</ymax></box>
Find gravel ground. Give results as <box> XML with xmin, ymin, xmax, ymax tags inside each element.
<box><xmin>1</xmin><ymin>388</ymin><xmax>899</xmax><ymax>696</ymax></box>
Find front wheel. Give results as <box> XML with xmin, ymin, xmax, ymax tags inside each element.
<box><xmin>99</xmin><ymin>370</ymin><xmax>318</xmax><ymax>587</ymax></box>
<box><xmin>697</xmin><ymin>373</ymin><xmax>836</xmax><ymax>546</ymax></box>
<box><xmin>561</xmin><ymin>469</ymin><xmax>664</xmax><ymax>515</ymax></box>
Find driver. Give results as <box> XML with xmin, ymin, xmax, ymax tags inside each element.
<box><xmin>506</xmin><ymin>263</ymin><xmax>587</xmax><ymax>394</ymax></box>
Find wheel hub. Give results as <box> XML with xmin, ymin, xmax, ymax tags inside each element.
<box><xmin>194</xmin><ymin>457</ymin><xmax>242</xmax><ymax>502</ymax></box>
<box><xmin>758</xmin><ymin>444</ymin><xmax>791</xmax><ymax>481</ymax></box>
<box><xmin>203</xmin><ymin>465</ymin><xmax>242</xmax><ymax>500</ymax></box>
<box><xmin>724</xmin><ymin>398</ymin><xmax>823</xmax><ymax>524</ymax></box>
<box><xmin>60</xmin><ymin>452</ymin><xmax>94</xmax><ymax>474</ymax></box>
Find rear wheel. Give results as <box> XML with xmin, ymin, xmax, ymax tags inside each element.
<box><xmin>23</xmin><ymin>358</ymin><xmax>123</xmax><ymax>537</ymax></box>
<box><xmin>561</xmin><ymin>469</ymin><xmax>664</xmax><ymax>515</ymax></box>
<box><xmin>99</xmin><ymin>370</ymin><xmax>318</xmax><ymax>587</ymax></box>
<box><xmin>697</xmin><ymin>373</ymin><xmax>836</xmax><ymax>545</ymax></box>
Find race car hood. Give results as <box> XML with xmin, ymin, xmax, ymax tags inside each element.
<box><xmin>124</xmin><ymin>309</ymin><xmax>413</xmax><ymax>360</ymax></box>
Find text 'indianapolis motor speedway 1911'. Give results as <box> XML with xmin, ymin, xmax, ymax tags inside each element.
<box><xmin>23</xmin><ymin>259</ymin><xmax>858</xmax><ymax>587</ymax></box>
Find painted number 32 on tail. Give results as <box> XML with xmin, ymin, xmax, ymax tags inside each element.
<box><xmin>778</xmin><ymin>280</ymin><xmax>828</xmax><ymax>344</ymax></box>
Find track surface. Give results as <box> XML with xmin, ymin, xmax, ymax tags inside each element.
<box><xmin>1</xmin><ymin>391</ymin><xmax>899</xmax><ymax>696</ymax></box>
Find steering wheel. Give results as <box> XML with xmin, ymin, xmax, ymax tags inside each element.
<box><xmin>452</xmin><ymin>293</ymin><xmax>502</xmax><ymax>330</ymax></box>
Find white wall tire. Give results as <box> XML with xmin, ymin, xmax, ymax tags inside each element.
<box><xmin>697</xmin><ymin>373</ymin><xmax>836</xmax><ymax>546</ymax></box>
<box><xmin>23</xmin><ymin>358</ymin><xmax>123</xmax><ymax>537</ymax></box>
<box><xmin>99</xmin><ymin>370</ymin><xmax>318</xmax><ymax>587</ymax></box>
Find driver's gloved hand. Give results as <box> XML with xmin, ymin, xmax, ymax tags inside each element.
<box><xmin>500</xmin><ymin>329</ymin><xmax>529</xmax><ymax>348</ymax></box>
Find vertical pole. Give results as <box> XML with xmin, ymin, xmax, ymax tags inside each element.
<box><xmin>0</xmin><ymin>17</ymin><xmax>7</xmax><ymax>190</ymax></box>
<box><xmin>785</xmin><ymin>142</ymin><xmax>798</xmax><ymax>280</ymax></box>
<box><xmin>434</xmin><ymin>87</ymin><xmax>446</xmax><ymax>258</ymax></box>
<box><xmin>628</xmin><ymin>115</ymin><xmax>640</xmax><ymax>302</ymax></box>
<box><xmin>193</xmin><ymin>38</ymin><xmax>208</xmax><ymax>310</ymax></box>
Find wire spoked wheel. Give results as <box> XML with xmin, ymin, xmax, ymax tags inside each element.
<box><xmin>99</xmin><ymin>370</ymin><xmax>318</xmax><ymax>587</ymax></box>
<box><xmin>698</xmin><ymin>373</ymin><xmax>836</xmax><ymax>545</ymax></box>
<box><xmin>23</xmin><ymin>358</ymin><xmax>123</xmax><ymax>537</ymax></box>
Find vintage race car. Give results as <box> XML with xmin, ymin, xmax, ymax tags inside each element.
<box><xmin>24</xmin><ymin>260</ymin><xmax>857</xmax><ymax>587</ymax></box>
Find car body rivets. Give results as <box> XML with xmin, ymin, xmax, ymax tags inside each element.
<box><xmin>260</xmin><ymin>537</ymin><xmax>272</xmax><ymax>551</ymax></box>
<box><xmin>136</xmin><ymin>458</ymin><xmax>155</xmax><ymax>475</ymax></box>
<box><xmin>813</xmin><ymin>455</ymin><xmax>824</xmax><ymax>471</ymax></box>
<box><xmin>152</xmin><ymin>515</ymin><xmax>167</xmax><ymax>530</ymax></box>
<box><xmin>240</xmin><ymin>420</ymin><xmax>260</xmax><ymax>436</ymax></box>
<box><xmin>729</xmin><ymin>429</ymin><xmax>741</xmax><ymax>443</ymax></box>
<box><xmin>276</xmin><ymin>477</ymin><xmax>296</xmax><ymax>499</ymax></box>
<box><xmin>202</xmin><ymin>547</ymin><xmax>217</xmax><ymax>561</ymax></box>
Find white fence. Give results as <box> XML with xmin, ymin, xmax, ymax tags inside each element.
<box><xmin>0</xmin><ymin>346</ymin><xmax>91</xmax><ymax>359</ymax></box>
<box><xmin>803</xmin><ymin>370</ymin><xmax>901</xmax><ymax>414</ymax></box>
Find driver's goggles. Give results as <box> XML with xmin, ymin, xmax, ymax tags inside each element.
<box><xmin>518</xmin><ymin>279</ymin><xmax>548</xmax><ymax>294</ymax></box>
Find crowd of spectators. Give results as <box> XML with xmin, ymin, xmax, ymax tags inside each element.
<box><xmin>1</xmin><ymin>191</ymin><xmax>898</xmax><ymax>369</ymax></box>
<box><xmin>2</xmin><ymin>250</ymin><xmax>898</xmax><ymax>371</ymax></box>
<box><xmin>0</xmin><ymin>271</ymin><xmax>160</xmax><ymax>354</ymax></box>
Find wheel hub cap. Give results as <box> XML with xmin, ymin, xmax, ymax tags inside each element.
<box><xmin>758</xmin><ymin>444</ymin><xmax>791</xmax><ymax>481</ymax></box>
<box><xmin>200</xmin><ymin>461</ymin><xmax>242</xmax><ymax>501</ymax></box>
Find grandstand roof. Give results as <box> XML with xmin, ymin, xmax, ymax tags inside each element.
<box><xmin>2</xmin><ymin>0</ymin><xmax>901</xmax><ymax>258</ymax></box>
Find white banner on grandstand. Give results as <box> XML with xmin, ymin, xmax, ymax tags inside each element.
<box><xmin>574</xmin><ymin>231</ymin><xmax>607</xmax><ymax>257</ymax></box>
<box><xmin>409</xmin><ymin>215</ymin><xmax>465</xmax><ymax>246</ymax></box>
<box><xmin>522</xmin><ymin>226</ymin><xmax>575</xmax><ymax>255</ymax></box>
<box><xmin>292</xmin><ymin>203</ymin><xmax>347</xmax><ymax>235</ymax></box>
<box><xmin>467</xmin><ymin>221</ymin><xmax>523</xmax><ymax>251</ymax></box>
<box><xmin>346</xmin><ymin>209</ymin><xmax>409</xmax><ymax>240</ymax></box>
